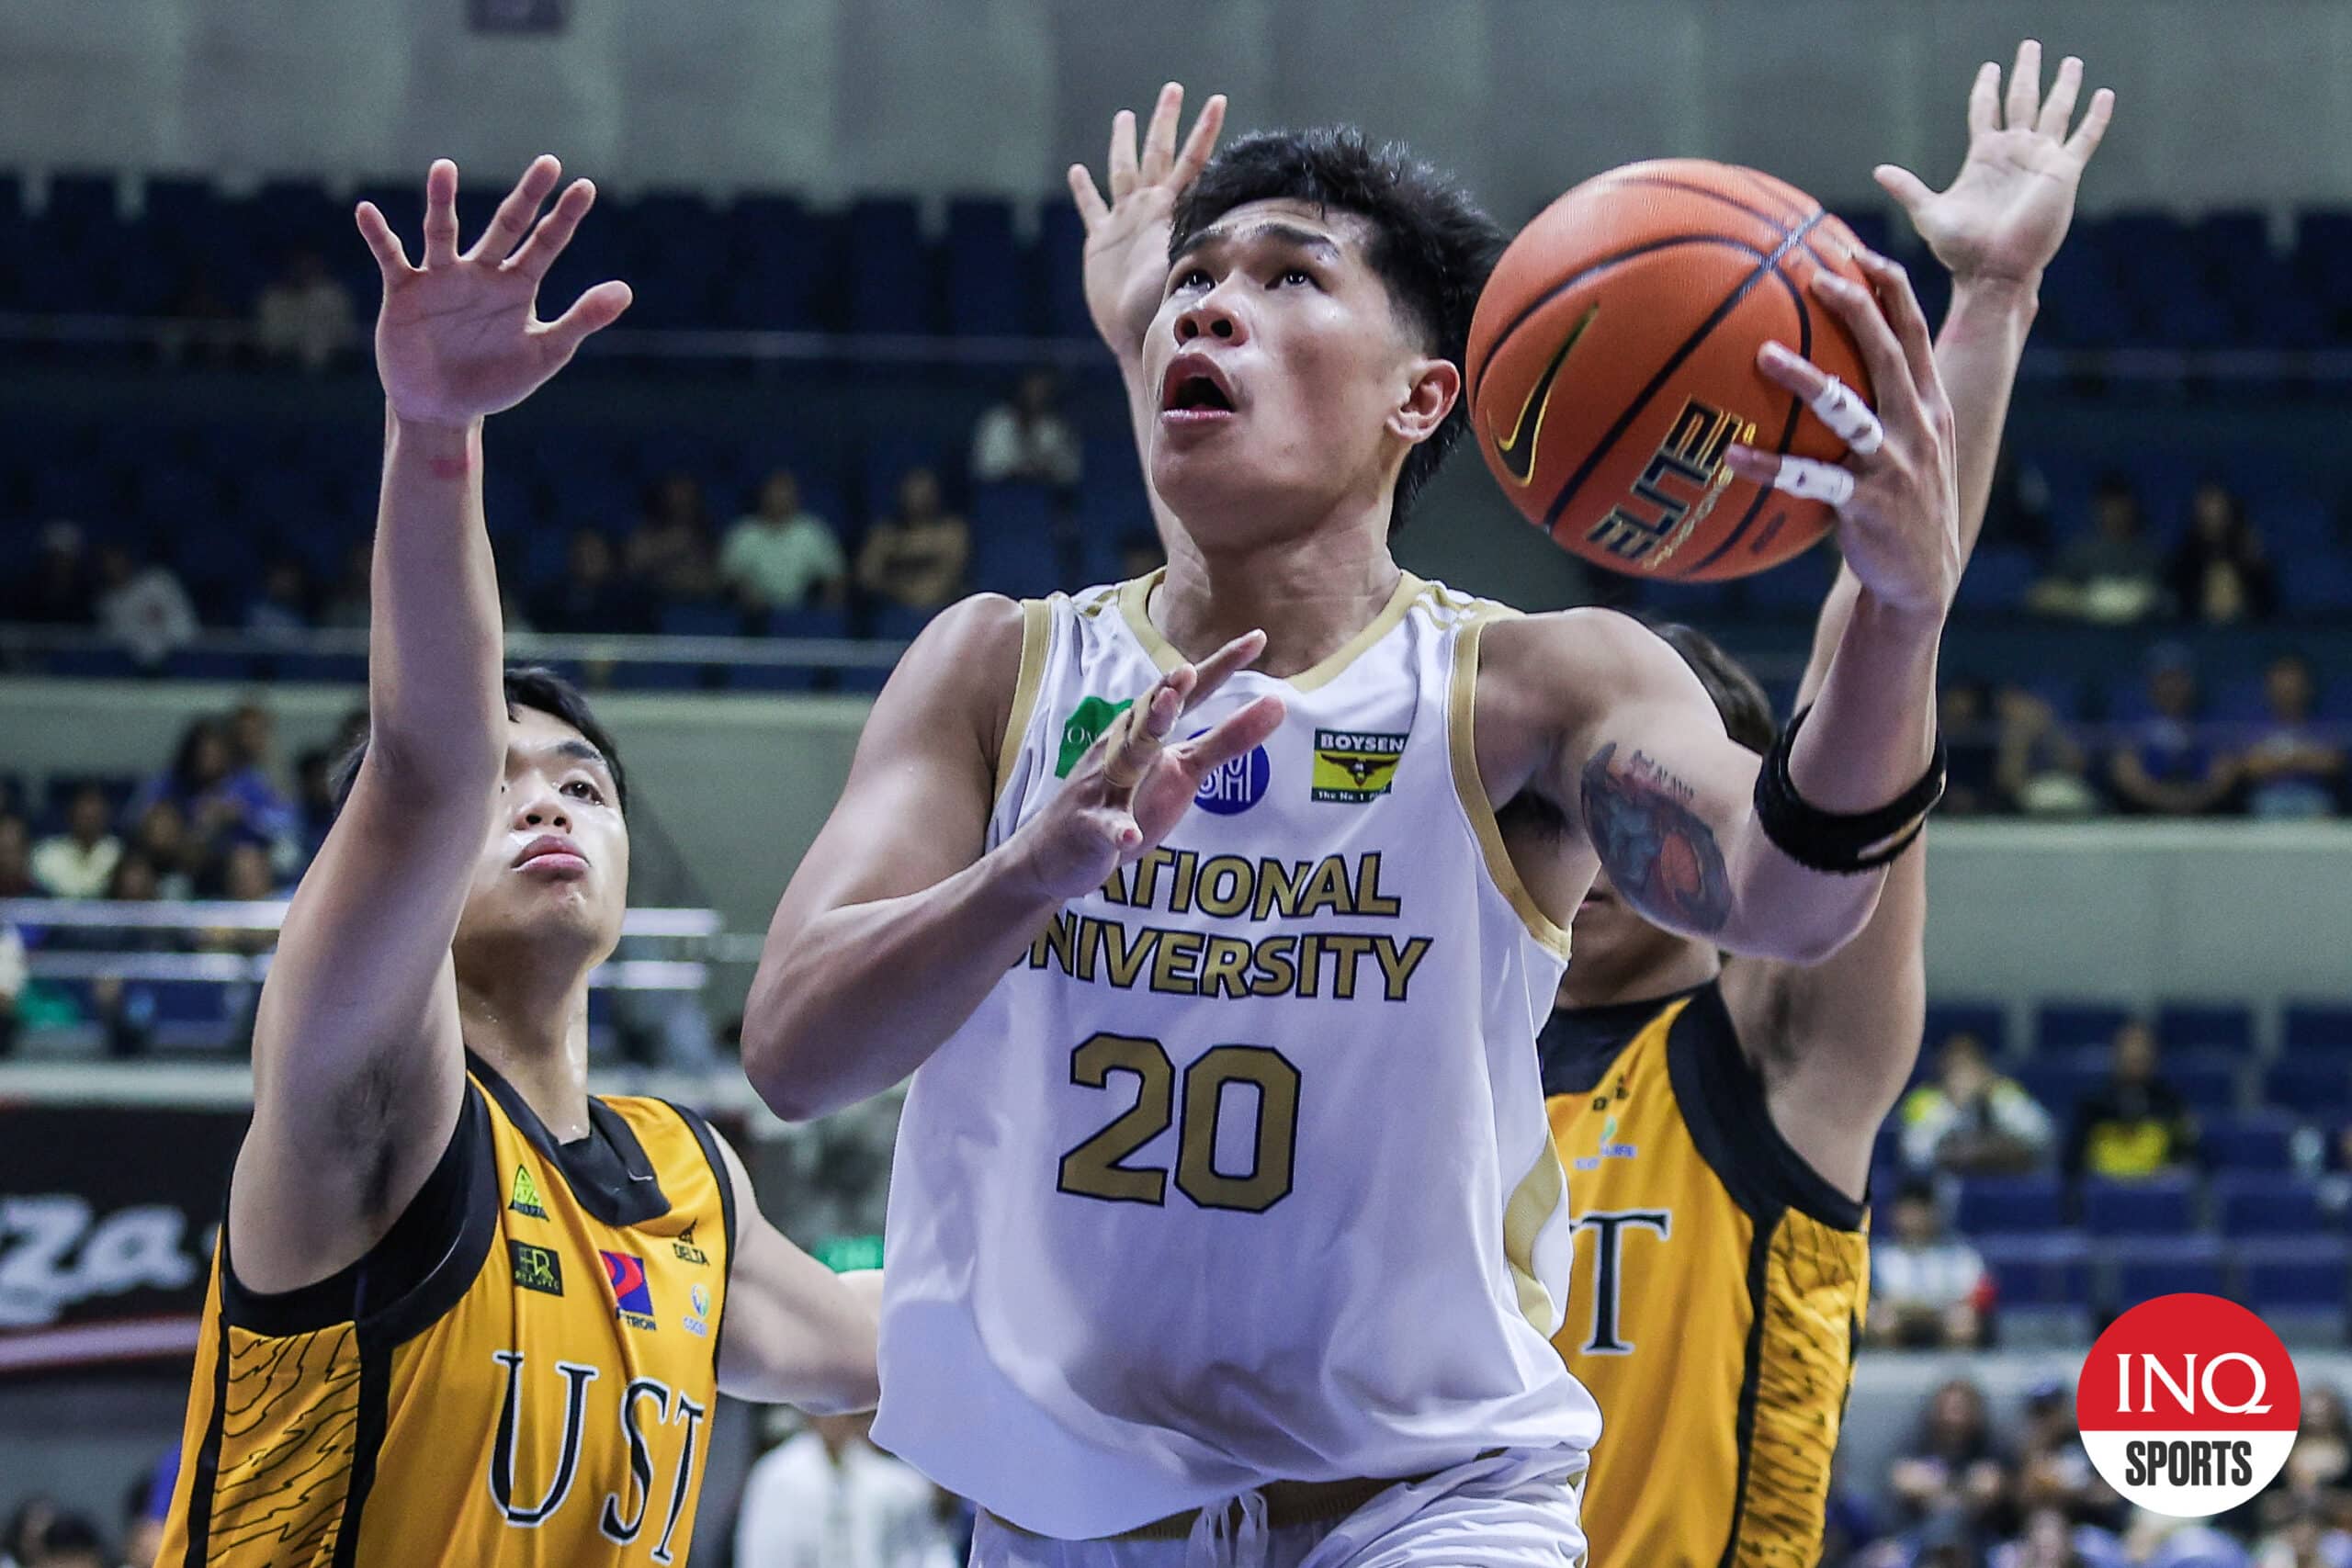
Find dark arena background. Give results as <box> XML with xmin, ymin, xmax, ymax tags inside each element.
<box><xmin>3</xmin><ymin>4</ymin><xmax>2350</xmax><ymax>1565</ymax></box>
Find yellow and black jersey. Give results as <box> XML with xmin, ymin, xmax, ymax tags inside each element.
<box><xmin>1543</xmin><ymin>982</ymin><xmax>1869</xmax><ymax>1568</ymax></box>
<box><xmin>158</xmin><ymin>1053</ymin><xmax>737</xmax><ymax>1568</ymax></box>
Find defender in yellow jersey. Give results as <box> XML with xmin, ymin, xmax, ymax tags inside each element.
<box><xmin>160</xmin><ymin>157</ymin><xmax>877</xmax><ymax>1568</ymax></box>
<box><xmin>1541</xmin><ymin>47</ymin><xmax>2113</xmax><ymax>1566</ymax></box>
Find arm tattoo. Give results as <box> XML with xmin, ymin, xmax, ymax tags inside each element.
<box><xmin>1578</xmin><ymin>741</ymin><xmax>1732</xmax><ymax>934</ymax></box>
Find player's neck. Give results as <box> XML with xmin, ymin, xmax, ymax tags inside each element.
<box><xmin>1150</xmin><ymin>520</ymin><xmax>1400</xmax><ymax>681</ymax></box>
<box><xmin>457</xmin><ymin>970</ymin><xmax>594</xmax><ymax>1141</ymax></box>
<box><xmin>1553</xmin><ymin>937</ymin><xmax>1720</xmax><ymax>1012</ymax></box>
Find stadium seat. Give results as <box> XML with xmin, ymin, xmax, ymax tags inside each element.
<box><xmin>2036</xmin><ymin>1001</ymin><xmax>2133</xmax><ymax>1052</ymax></box>
<box><xmin>2200</xmin><ymin>1109</ymin><xmax>2301</xmax><ymax>1172</ymax></box>
<box><xmin>2163</xmin><ymin>1049</ymin><xmax>2242</xmax><ymax>1111</ymax></box>
<box><xmin>2236</xmin><ymin>1236</ymin><xmax>2349</xmax><ymax>1321</ymax></box>
<box><xmin>2286</xmin><ymin>1003</ymin><xmax>2352</xmax><ymax>1052</ymax></box>
<box><xmin>944</xmin><ymin>197</ymin><xmax>1026</xmax><ymax>337</ymax></box>
<box><xmin>1975</xmin><ymin>1231</ymin><xmax>2092</xmax><ymax>1313</ymax></box>
<box><xmin>2109</xmin><ymin>1235</ymin><xmax>2225</xmax><ymax>1310</ymax></box>
<box><xmin>2266</xmin><ymin>1056</ymin><xmax>2352</xmax><ymax>1116</ymax></box>
<box><xmin>2080</xmin><ymin>1174</ymin><xmax>2199</xmax><ymax>1236</ymax></box>
<box><xmin>1954</xmin><ymin>1174</ymin><xmax>2066</xmax><ymax>1235</ymax></box>
<box><xmin>2155</xmin><ymin>1002</ymin><xmax>2254</xmax><ymax>1053</ymax></box>
<box><xmin>1923</xmin><ymin>1001</ymin><xmax>2007</xmax><ymax>1055</ymax></box>
<box><xmin>2211</xmin><ymin>1171</ymin><xmax>2330</xmax><ymax>1235</ymax></box>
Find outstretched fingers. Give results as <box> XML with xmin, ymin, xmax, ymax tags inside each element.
<box><xmin>2067</xmin><ymin>86</ymin><xmax>2117</xmax><ymax>163</ymax></box>
<box><xmin>1140</xmin><ymin>83</ymin><xmax>1184</xmax><ymax>184</ymax></box>
<box><xmin>1173</xmin><ymin>694</ymin><xmax>1286</xmax><ymax>777</ymax></box>
<box><xmin>354</xmin><ymin>201</ymin><xmax>413</xmax><ymax>281</ymax></box>
<box><xmin>1102</xmin><ymin>665</ymin><xmax>1194</xmax><ymax>792</ymax></box>
<box><xmin>1853</xmin><ymin>251</ymin><xmax>1941</xmax><ymax>411</ymax></box>
<box><xmin>1068</xmin><ymin>163</ymin><xmax>1110</xmax><ymax>231</ymax></box>
<box><xmin>504</xmin><ymin>178</ymin><xmax>598</xmax><ymax>283</ymax></box>
<box><xmin>1183</xmin><ymin>628</ymin><xmax>1267</xmax><ymax>711</ymax></box>
<box><xmin>1107</xmin><ymin>107</ymin><xmax>1140</xmax><ymax>202</ymax></box>
<box><xmin>1171</xmin><ymin>93</ymin><xmax>1227</xmax><ymax>189</ymax></box>
<box><xmin>2005</xmin><ymin>39</ymin><xmax>2042</xmax><ymax>130</ymax></box>
<box><xmin>420</xmin><ymin>159</ymin><xmax>461</xmax><ymax>268</ymax></box>
<box><xmin>468</xmin><ymin>154</ymin><xmax>562</xmax><ymax>265</ymax></box>
<box><xmin>2037</xmin><ymin>54</ymin><xmax>2084</xmax><ymax>141</ymax></box>
<box><xmin>539</xmin><ymin>279</ymin><xmax>633</xmax><ymax>359</ymax></box>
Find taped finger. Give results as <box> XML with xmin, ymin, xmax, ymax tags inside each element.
<box><xmin>1770</xmin><ymin>457</ymin><xmax>1857</xmax><ymax>510</ymax></box>
<box><xmin>1808</xmin><ymin>374</ymin><xmax>1884</xmax><ymax>456</ymax></box>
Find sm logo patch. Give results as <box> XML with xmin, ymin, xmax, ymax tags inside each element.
<box><xmin>600</xmin><ymin>1250</ymin><xmax>658</xmax><ymax>1330</ymax></box>
<box><xmin>1312</xmin><ymin>729</ymin><xmax>1407</xmax><ymax>804</ymax></box>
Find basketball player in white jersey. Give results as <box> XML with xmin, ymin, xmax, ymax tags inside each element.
<box><xmin>744</xmin><ymin>98</ymin><xmax>1962</xmax><ymax>1565</ymax></box>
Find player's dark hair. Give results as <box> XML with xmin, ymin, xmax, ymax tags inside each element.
<box><xmin>1170</xmin><ymin>127</ymin><xmax>1505</xmax><ymax>532</ymax></box>
<box><xmin>1648</xmin><ymin>622</ymin><xmax>1779</xmax><ymax>755</ymax></box>
<box><xmin>331</xmin><ymin>665</ymin><xmax>628</xmax><ymax>817</ymax></box>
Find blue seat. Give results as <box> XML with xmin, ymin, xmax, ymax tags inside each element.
<box><xmin>2011</xmin><ymin>1052</ymin><xmax>2110</xmax><ymax>1123</ymax></box>
<box><xmin>2038</xmin><ymin>1001</ymin><xmax>2133</xmax><ymax>1052</ymax></box>
<box><xmin>2081</xmin><ymin>1174</ymin><xmax>2199</xmax><ymax>1236</ymax></box>
<box><xmin>611</xmin><ymin>661</ymin><xmax>707</xmax><ymax>692</ymax></box>
<box><xmin>1951</xmin><ymin>546</ymin><xmax>2038</xmax><ymax>613</ymax></box>
<box><xmin>150</xmin><ymin>980</ymin><xmax>227</xmax><ymax>1026</ymax></box>
<box><xmin>2287</xmin><ymin>1004</ymin><xmax>2352</xmax><ymax>1051</ymax></box>
<box><xmin>2213</xmin><ymin>1172</ymin><xmax>2328</xmax><ymax>1235</ymax></box>
<box><xmin>277</xmin><ymin>653</ymin><xmax>368</xmax><ymax>685</ymax></box>
<box><xmin>2201</xmin><ymin>1110</ymin><xmax>2300</xmax><ymax>1172</ymax></box>
<box><xmin>2109</xmin><ymin>1235</ymin><xmax>2225</xmax><ymax>1309</ymax></box>
<box><xmin>2165</xmin><ymin>1050</ymin><xmax>2242</xmax><ymax>1112</ymax></box>
<box><xmin>1955</xmin><ymin>1174</ymin><xmax>2066</xmax><ymax>1235</ymax></box>
<box><xmin>2267</xmin><ymin>1056</ymin><xmax>2352</xmax><ymax>1116</ymax></box>
<box><xmin>726</xmin><ymin>660</ymin><xmax>820</xmax><ymax>693</ymax></box>
<box><xmin>1039</xmin><ymin>201</ymin><xmax>1091</xmax><ymax>338</ymax></box>
<box><xmin>846</xmin><ymin>198</ymin><xmax>932</xmax><ymax>334</ymax></box>
<box><xmin>764</xmin><ymin>605</ymin><xmax>852</xmax><ymax>642</ymax></box>
<box><xmin>1975</xmin><ymin>1231</ymin><xmax>2092</xmax><ymax>1308</ymax></box>
<box><xmin>46</xmin><ymin>648</ymin><xmax>143</xmax><ymax>679</ymax></box>
<box><xmin>1924</xmin><ymin>1001</ymin><xmax>2007</xmax><ymax>1056</ymax></box>
<box><xmin>945</xmin><ymin>197</ymin><xmax>1026</xmax><ymax>337</ymax></box>
<box><xmin>164</xmin><ymin>650</ymin><xmax>255</xmax><ymax>682</ymax></box>
<box><xmin>2237</xmin><ymin>1236</ymin><xmax>2348</xmax><ymax>1316</ymax></box>
<box><xmin>656</xmin><ymin>603</ymin><xmax>746</xmax><ymax>638</ymax></box>
<box><xmin>2156</xmin><ymin>1003</ymin><xmax>2254</xmax><ymax>1053</ymax></box>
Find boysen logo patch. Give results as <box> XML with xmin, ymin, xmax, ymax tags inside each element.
<box><xmin>671</xmin><ymin>1223</ymin><xmax>708</xmax><ymax>1267</ymax></box>
<box><xmin>1312</xmin><ymin>729</ymin><xmax>1408</xmax><ymax>804</ymax></box>
<box><xmin>1057</xmin><ymin>696</ymin><xmax>1134</xmax><ymax>778</ymax></box>
<box><xmin>600</xmin><ymin>1250</ymin><xmax>658</xmax><ymax>1330</ymax></box>
<box><xmin>509</xmin><ymin>1241</ymin><xmax>563</xmax><ymax>1296</ymax></box>
<box><xmin>508</xmin><ymin>1165</ymin><xmax>548</xmax><ymax>1220</ymax></box>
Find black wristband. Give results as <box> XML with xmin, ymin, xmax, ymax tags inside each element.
<box><xmin>1754</xmin><ymin>704</ymin><xmax>1946</xmax><ymax>874</ymax></box>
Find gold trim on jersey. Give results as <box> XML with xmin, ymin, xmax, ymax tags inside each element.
<box><xmin>1502</xmin><ymin>1140</ymin><xmax>1568</xmax><ymax>1337</ymax></box>
<box><xmin>1447</xmin><ymin>614</ymin><xmax>1574</xmax><ymax>959</ymax></box>
<box><xmin>996</xmin><ymin>598</ymin><xmax>1054</xmax><ymax>803</ymax></box>
<box><xmin>1114</xmin><ymin>569</ymin><xmax>1430</xmax><ymax>693</ymax></box>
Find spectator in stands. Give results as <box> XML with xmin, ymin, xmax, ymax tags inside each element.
<box><xmin>198</xmin><ymin>840</ymin><xmax>279</xmax><ymax>956</ymax></box>
<box><xmin>2262</xmin><ymin>1384</ymin><xmax>2352</xmax><ymax>1539</ymax></box>
<box><xmin>1941</xmin><ymin>680</ymin><xmax>2003</xmax><ymax>816</ymax></box>
<box><xmin>529</xmin><ymin>528</ymin><xmax>639</xmax><ymax>634</ymax></box>
<box><xmin>1995</xmin><ymin>686</ymin><xmax>2101</xmax><ymax>817</ymax></box>
<box><xmin>31</xmin><ymin>784</ymin><xmax>122</xmax><ymax>899</ymax></box>
<box><xmin>2065</xmin><ymin>1019</ymin><xmax>2200</xmax><ymax>1179</ymax></box>
<box><xmin>734</xmin><ymin>1411</ymin><xmax>956</xmax><ymax>1568</ymax></box>
<box><xmin>320</xmin><ymin>539</ymin><xmax>372</xmax><ymax>629</ymax></box>
<box><xmin>2241</xmin><ymin>653</ymin><xmax>2346</xmax><ymax>818</ymax></box>
<box><xmin>2</xmin><ymin>1496</ymin><xmax>58</xmax><ymax>1568</ymax></box>
<box><xmin>18</xmin><ymin>1512</ymin><xmax>106</xmax><ymax>1568</ymax></box>
<box><xmin>721</xmin><ymin>469</ymin><xmax>848</xmax><ymax>612</ymax></box>
<box><xmin>156</xmin><ymin>263</ymin><xmax>240</xmax><ymax>368</ymax></box>
<box><xmin>9</xmin><ymin>522</ymin><xmax>95</xmax><ymax>626</ymax></box>
<box><xmin>0</xmin><ymin>814</ymin><xmax>36</xmax><ymax>900</ymax></box>
<box><xmin>1981</xmin><ymin>443</ymin><xmax>2054</xmax><ymax>555</ymax></box>
<box><xmin>2014</xmin><ymin>1377</ymin><xmax>2120</xmax><ymax>1528</ymax></box>
<box><xmin>93</xmin><ymin>540</ymin><xmax>198</xmax><ymax>669</ymax></box>
<box><xmin>1868</xmin><ymin>1179</ymin><xmax>1989</xmax><ymax>1348</ymax></box>
<box><xmin>254</xmin><ymin>248</ymin><xmax>356</xmax><ymax>371</ymax></box>
<box><xmin>856</xmin><ymin>467</ymin><xmax>970</xmax><ymax>615</ymax></box>
<box><xmin>2109</xmin><ymin>646</ymin><xmax>2239</xmax><ymax>817</ymax></box>
<box><xmin>128</xmin><ymin>802</ymin><xmax>198</xmax><ymax>902</ymax></box>
<box><xmin>1900</xmin><ymin>1031</ymin><xmax>2055</xmax><ymax>1177</ymax></box>
<box><xmin>1995</xmin><ymin>1506</ymin><xmax>2120</xmax><ymax>1568</ymax></box>
<box><xmin>293</xmin><ymin>747</ymin><xmax>338</xmax><ymax>863</ymax></box>
<box><xmin>2256</xmin><ymin>1498</ymin><xmax>2349</xmax><ymax>1568</ymax></box>
<box><xmin>627</xmin><ymin>471</ymin><xmax>722</xmax><ymax>604</ymax></box>
<box><xmin>2169</xmin><ymin>480</ymin><xmax>2278</xmax><ymax>625</ymax></box>
<box><xmin>971</xmin><ymin>367</ymin><xmax>1083</xmax><ymax>489</ymax></box>
<box><xmin>1887</xmin><ymin>1379</ymin><xmax>2016</xmax><ymax>1545</ymax></box>
<box><xmin>119</xmin><ymin>1448</ymin><xmax>178</xmax><ymax>1568</ymax></box>
<box><xmin>2030</xmin><ymin>472</ymin><xmax>2165</xmax><ymax>625</ymax></box>
<box><xmin>128</xmin><ymin>717</ymin><xmax>296</xmax><ymax>872</ymax></box>
<box><xmin>243</xmin><ymin>558</ymin><xmax>313</xmax><ymax>639</ymax></box>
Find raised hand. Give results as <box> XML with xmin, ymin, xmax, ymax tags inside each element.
<box><xmin>1011</xmin><ymin>630</ymin><xmax>1283</xmax><ymax>903</ymax></box>
<box><xmin>356</xmin><ymin>156</ymin><xmax>632</xmax><ymax>429</ymax></box>
<box><xmin>1725</xmin><ymin>252</ymin><xmax>1961</xmax><ymax>619</ymax></box>
<box><xmin>1874</xmin><ymin>39</ymin><xmax>2115</xmax><ymax>288</ymax></box>
<box><xmin>1069</xmin><ymin>83</ymin><xmax>1227</xmax><ymax>365</ymax></box>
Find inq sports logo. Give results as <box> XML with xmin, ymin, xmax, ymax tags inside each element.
<box><xmin>2075</xmin><ymin>1293</ymin><xmax>2300</xmax><ymax>1517</ymax></box>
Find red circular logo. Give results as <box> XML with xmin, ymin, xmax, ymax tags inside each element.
<box><xmin>2076</xmin><ymin>1293</ymin><xmax>2301</xmax><ymax>1517</ymax></box>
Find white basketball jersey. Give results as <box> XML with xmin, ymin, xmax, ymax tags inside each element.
<box><xmin>874</xmin><ymin>571</ymin><xmax>1601</xmax><ymax>1539</ymax></box>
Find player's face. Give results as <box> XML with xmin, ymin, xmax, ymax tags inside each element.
<box><xmin>1143</xmin><ymin>199</ymin><xmax>1451</xmax><ymax>541</ymax></box>
<box><xmin>455</xmin><ymin>706</ymin><xmax>628</xmax><ymax>968</ymax></box>
<box><xmin>1564</xmin><ymin>869</ymin><xmax>1710</xmax><ymax>993</ymax></box>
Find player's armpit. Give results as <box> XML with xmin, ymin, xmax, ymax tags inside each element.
<box><xmin>707</xmin><ymin>1131</ymin><xmax>879</xmax><ymax>1413</ymax></box>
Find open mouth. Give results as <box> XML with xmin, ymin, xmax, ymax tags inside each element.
<box><xmin>1160</xmin><ymin>355</ymin><xmax>1237</xmax><ymax>419</ymax></box>
<box><xmin>1169</xmin><ymin>377</ymin><xmax>1233</xmax><ymax>412</ymax></box>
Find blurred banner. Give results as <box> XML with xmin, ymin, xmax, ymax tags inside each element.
<box><xmin>0</xmin><ymin>1106</ymin><xmax>242</xmax><ymax>1375</ymax></box>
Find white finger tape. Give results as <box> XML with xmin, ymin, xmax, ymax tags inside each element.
<box><xmin>1771</xmin><ymin>457</ymin><xmax>1857</xmax><ymax>509</ymax></box>
<box><xmin>1808</xmin><ymin>376</ymin><xmax>1885</xmax><ymax>456</ymax></box>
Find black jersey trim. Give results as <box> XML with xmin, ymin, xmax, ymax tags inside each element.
<box><xmin>176</xmin><ymin>1301</ymin><xmax>232</xmax><ymax>1568</ymax></box>
<box><xmin>1716</xmin><ymin>1220</ymin><xmax>1777</xmax><ymax>1568</ymax></box>
<box><xmin>220</xmin><ymin>1085</ymin><xmax>498</xmax><ymax>1342</ymax></box>
<box><xmin>1665</xmin><ymin>982</ymin><xmax>1868</xmax><ymax>1232</ymax></box>
<box><xmin>1540</xmin><ymin>985</ymin><xmax>1709</xmax><ymax>1096</ymax></box>
<box><xmin>662</xmin><ymin>1099</ymin><xmax>739</xmax><ymax>1378</ymax></box>
<box><xmin>468</xmin><ymin>1049</ymin><xmax>673</xmax><ymax>1226</ymax></box>
<box><xmin>331</xmin><ymin>1324</ymin><xmax>394</xmax><ymax>1568</ymax></box>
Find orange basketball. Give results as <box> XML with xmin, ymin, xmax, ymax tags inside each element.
<box><xmin>1464</xmin><ymin>159</ymin><xmax>1873</xmax><ymax>582</ymax></box>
